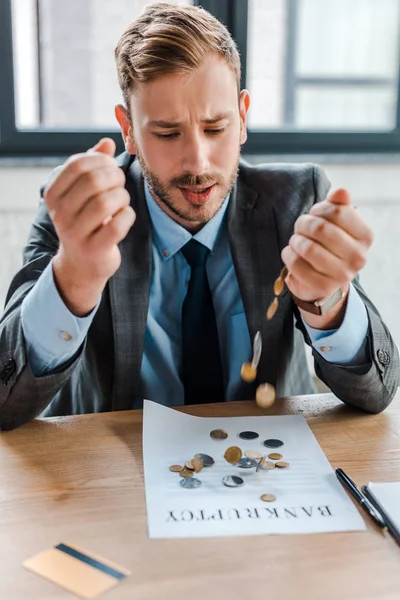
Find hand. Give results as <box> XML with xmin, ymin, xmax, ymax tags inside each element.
<box><xmin>44</xmin><ymin>138</ymin><xmax>136</xmax><ymax>316</ymax></box>
<box><xmin>281</xmin><ymin>188</ymin><xmax>373</xmax><ymax>327</ymax></box>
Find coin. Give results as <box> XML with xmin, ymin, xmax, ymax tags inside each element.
<box><xmin>256</xmin><ymin>457</ymin><xmax>266</xmax><ymax>472</ymax></box>
<box><xmin>191</xmin><ymin>457</ymin><xmax>204</xmax><ymax>473</ymax></box>
<box><xmin>185</xmin><ymin>460</ymin><xmax>195</xmax><ymax>471</ymax></box>
<box><xmin>224</xmin><ymin>446</ymin><xmax>243</xmax><ymax>464</ymax></box>
<box><xmin>266</xmin><ymin>297</ymin><xmax>279</xmax><ymax>320</ymax></box>
<box><xmin>169</xmin><ymin>465</ymin><xmax>183</xmax><ymax>472</ymax></box>
<box><xmin>240</xmin><ymin>363</ymin><xmax>257</xmax><ymax>382</ymax></box>
<box><xmin>179</xmin><ymin>468</ymin><xmax>194</xmax><ymax>478</ymax></box>
<box><xmin>222</xmin><ymin>475</ymin><xmax>244</xmax><ymax>488</ymax></box>
<box><xmin>275</xmin><ymin>461</ymin><xmax>290</xmax><ymax>468</ymax></box>
<box><xmin>238</xmin><ymin>431</ymin><xmax>259</xmax><ymax>440</ymax></box>
<box><xmin>180</xmin><ymin>477</ymin><xmax>202</xmax><ymax>489</ymax></box>
<box><xmin>244</xmin><ymin>450</ymin><xmax>263</xmax><ymax>460</ymax></box>
<box><xmin>237</xmin><ymin>457</ymin><xmax>258</xmax><ymax>469</ymax></box>
<box><xmin>194</xmin><ymin>453</ymin><xmax>214</xmax><ymax>467</ymax></box>
<box><xmin>252</xmin><ymin>331</ymin><xmax>262</xmax><ymax>369</ymax></box>
<box><xmin>256</xmin><ymin>383</ymin><xmax>276</xmax><ymax>408</ymax></box>
<box><xmin>263</xmin><ymin>438</ymin><xmax>284</xmax><ymax>448</ymax></box>
<box><xmin>210</xmin><ymin>429</ymin><xmax>228</xmax><ymax>440</ymax></box>
<box><xmin>268</xmin><ymin>453</ymin><xmax>283</xmax><ymax>460</ymax></box>
<box><xmin>260</xmin><ymin>493</ymin><xmax>276</xmax><ymax>502</ymax></box>
<box><xmin>273</xmin><ymin>276</ymin><xmax>285</xmax><ymax>297</ymax></box>
<box><xmin>280</xmin><ymin>266</ymin><xmax>289</xmax><ymax>280</ymax></box>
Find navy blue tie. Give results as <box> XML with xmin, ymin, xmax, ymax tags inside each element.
<box><xmin>181</xmin><ymin>239</ymin><xmax>224</xmax><ymax>404</ymax></box>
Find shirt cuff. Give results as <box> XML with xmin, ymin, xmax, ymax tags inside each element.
<box><xmin>301</xmin><ymin>283</ymin><xmax>369</xmax><ymax>365</ymax></box>
<box><xmin>21</xmin><ymin>259</ymin><xmax>100</xmax><ymax>374</ymax></box>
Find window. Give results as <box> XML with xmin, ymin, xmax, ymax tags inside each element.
<box><xmin>1</xmin><ymin>0</ymin><xmax>400</xmax><ymax>156</ymax></box>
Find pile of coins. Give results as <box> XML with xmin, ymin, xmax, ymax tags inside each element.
<box><xmin>240</xmin><ymin>266</ymin><xmax>289</xmax><ymax>409</ymax></box>
<box><xmin>169</xmin><ymin>430</ymin><xmax>290</xmax><ymax>501</ymax></box>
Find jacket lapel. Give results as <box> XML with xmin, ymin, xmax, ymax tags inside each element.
<box><xmin>227</xmin><ymin>162</ymin><xmax>285</xmax><ymax>391</ymax></box>
<box><xmin>109</xmin><ymin>155</ymin><xmax>152</xmax><ymax>410</ymax></box>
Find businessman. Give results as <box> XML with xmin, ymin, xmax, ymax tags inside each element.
<box><xmin>0</xmin><ymin>2</ymin><xmax>398</xmax><ymax>430</ymax></box>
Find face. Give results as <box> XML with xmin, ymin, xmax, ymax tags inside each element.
<box><xmin>115</xmin><ymin>53</ymin><xmax>250</xmax><ymax>232</ymax></box>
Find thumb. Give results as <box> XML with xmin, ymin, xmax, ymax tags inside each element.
<box><xmin>88</xmin><ymin>137</ymin><xmax>116</xmax><ymax>157</ymax></box>
<box><xmin>327</xmin><ymin>188</ymin><xmax>351</xmax><ymax>206</ymax></box>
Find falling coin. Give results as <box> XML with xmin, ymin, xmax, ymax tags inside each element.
<box><xmin>256</xmin><ymin>383</ymin><xmax>276</xmax><ymax>409</ymax></box>
<box><xmin>261</xmin><ymin>493</ymin><xmax>276</xmax><ymax>502</ymax></box>
<box><xmin>244</xmin><ymin>450</ymin><xmax>263</xmax><ymax>460</ymax></box>
<box><xmin>222</xmin><ymin>475</ymin><xmax>244</xmax><ymax>488</ymax></box>
<box><xmin>263</xmin><ymin>438</ymin><xmax>284</xmax><ymax>449</ymax></box>
<box><xmin>180</xmin><ymin>478</ymin><xmax>202</xmax><ymax>489</ymax></box>
<box><xmin>224</xmin><ymin>446</ymin><xmax>243</xmax><ymax>464</ymax></box>
<box><xmin>194</xmin><ymin>454</ymin><xmax>214</xmax><ymax>467</ymax></box>
<box><xmin>237</xmin><ymin>457</ymin><xmax>258</xmax><ymax>469</ymax></box>
<box><xmin>191</xmin><ymin>457</ymin><xmax>204</xmax><ymax>473</ymax></box>
<box><xmin>266</xmin><ymin>297</ymin><xmax>279</xmax><ymax>320</ymax></box>
<box><xmin>275</xmin><ymin>461</ymin><xmax>290</xmax><ymax>468</ymax></box>
<box><xmin>256</xmin><ymin>458</ymin><xmax>276</xmax><ymax>472</ymax></box>
<box><xmin>239</xmin><ymin>431</ymin><xmax>259</xmax><ymax>440</ymax></box>
<box><xmin>240</xmin><ymin>363</ymin><xmax>257</xmax><ymax>383</ymax></box>
<box><xmin>268</xmin><ymin>453</ymin><xmax>283</xmax><ymax>461</ymax></box>
<box><xmin>169</xmin><ymin>465</ymin><xmax>183</xmax><ymax>472</ymax></box>
<box><xmin>179</xmin><ymin>468</ymin><xmax>194</xmax><ymax>478</ymax></box>
<box><xmin>185</xmin><ymin>460</ymin><xmax>195</xmax><ymax>471</ymax></box>
<box><xmin>210</xmin><ymin>429</ymin><xmax>228</xmax><ymax>440</ymax></box>
<box><xmin>256</xmin><ymin>457</ymin><xmax>266</xmax><ymax>473</ymax></box>
<box><xmin>273</xmin><ymin>277</ymin><xmax>285</xmax><ymax>297</ymax></box>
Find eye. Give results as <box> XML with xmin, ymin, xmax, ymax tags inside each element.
<box><xmin>154</xmin><ymin>132</ymin><xmax>179</xmax><ymax>139</ymax></box>
<box><xmin>205</xmin><ymin>128</ymin><xmax>226</xmax><ymax>135</ymax></box>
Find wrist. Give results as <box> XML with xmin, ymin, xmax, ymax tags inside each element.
<box><xmin>298</xmin><ymin>284</ymin><xmax>350</xmax><ymax>330</ymax></box>
<box><xmin>52</xmin><ymin>252</ymin><xmax>106</xmax><ymax>317</ymax></box>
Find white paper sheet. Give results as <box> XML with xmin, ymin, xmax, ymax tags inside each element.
<box><xmin>142</xmin><ymin>400</ymin><xmax>366</xmax><ymax>539</ymax></box>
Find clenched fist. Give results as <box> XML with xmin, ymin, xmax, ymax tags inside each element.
<box><xmin>281</xmin><ymin>188</ymin><xmax>373</xmax><ymax>328</ymax></box>
<box><xmin>44</xmin><ymin>138</ymin><xmax>136</xmax><ymax>316</ymax></box>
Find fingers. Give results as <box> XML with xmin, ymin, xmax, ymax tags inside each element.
<box><xmin>309</xmin><ymin>201</ymin><xmax>373</xmax><ymax>245</ymax></box>
<box><xmin>294</xmin><ymin>214</ymin><xmax>367</xmax><ymax>271</ymax></box>
<box><xmin>327</xmin><ymin>188</ymin><xmax>351</xmax><ymax>206</ymax></box>
<box><xmin>281</xmin><ymin>244</ymin><xmax>339</xmax><ymax>299</ymax></box>
<box><xmin>89</xmin><ymin>206</ymin><xmax>136</xmax><ymax>250</ymax></box>
<box><xmin>88</xmin><ymin>137</ymin><xmax>116</xmax><ymax>157</ymax></box>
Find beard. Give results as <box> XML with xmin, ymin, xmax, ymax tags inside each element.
<box><xmin>134</xmin><ymin>143</ymin><xmax>240</xmax><ymax>227</ymax></box>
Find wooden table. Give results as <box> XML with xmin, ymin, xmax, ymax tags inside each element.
<box><xmin>1</xmin><ymin>392</ymin><xmax>400</xmax><ymax>600</ymax></box>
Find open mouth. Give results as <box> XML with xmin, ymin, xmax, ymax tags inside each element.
<box><xmin>179</xmin><ymin>184</ymin><xmax>216</xmax><ymax>205</ymax></box>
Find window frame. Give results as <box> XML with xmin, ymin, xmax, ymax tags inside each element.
<box><xmin>1</xmin><ymin>0</ymin><xmax>400</xmax><ymax>157</ymax></box>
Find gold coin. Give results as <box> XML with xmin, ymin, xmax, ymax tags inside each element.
<box><xmin>185</xmin><ymin>460</ymin><xmax>195</xmax><ymax>471</ymax></box>
<box><xmin>268</xmin><ymin>453</ymin><xmax>283</xmax><ymax>460</ymax></box>
<box><xmin>191</xmin><ymin>457</ymin><xmax>204</xmax><ymax>473</ymax></box>
<box><xmin>280</xmin><ymin>266</ymin><xmax>288</xmax><ymax>280</ymax></box>
<box><xmin>266</xmin><ymin>297</ymin><xmax>279</xmax><ymax>320</ymax></box>
<box><xmin>240</xmin><ymin>362</ymin><xmax>257</xmax><ymax>383</ymax></box>
<box><xmin>179</xmin><ymin>468</ymin><xmax>194</xmax><ymax>478</ymax></box>
<box><xmin>210</xmin><ymin>429</ymin><xmax>228</xmax><ymax>440</ymax></box>
<box><xmin>261</xmin><ymin>493</ymin><xmax>276</xmax><ymax>502</ymax></box>
<box><xmin>265</xmin><ymin>461</ymin><xmax>276</xmax><ymax>470</ymax></box>
<box><xmin>273</xmin><ymin>276</ymin><xmax>285</xmax><ymax>297</ymax></box>
<box><xmin>255</xmin><ymin>383</ymin><xmax>276</xmax><ymax>409</ymax></box>
<box><xmin>275</xmin><ymin>461</ymin><xmax>290</xmax><ymax>468</ymax></box>
<box><xmin>169</xmin><ymin>465</ymin><xmax>183</xmax><ymax>472</ymax></box>
<box><xmin>224</xmin><ymin>446</ymin><xmax>243</xmax><ymax>464</ymax></box>
<box><xmin>244</xmin><ymin>450</ymin><xmax>263</xmax><ymax>460</ymax></box>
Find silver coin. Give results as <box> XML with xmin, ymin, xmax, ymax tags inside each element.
<box><xmin>262</xmin><ymin>438</ymin><xmax>284</xmax><ymax>448</ymax></box>
<box><xmin>237</xmin><ymin>457</ymin><xmax>258</xmax><ymax>469</ymax></box>
<box><xmin>194</xmin><ymin>453</ymin><xmax>214</xmax><ymax>467</ymax></box>
<box><xmin>222</xmin><ymin>475</ymin><xmax>244</xmax><ymax>488</ymax></box>
<box><xmin>180</xmin><ymin>477</ymin><xmax>202</xmax><ymax>489</ymax></box>
<box><xmin>238</xmin><ymin>431</ymin><xmax>259</xmax><ymax>440</ymax></box>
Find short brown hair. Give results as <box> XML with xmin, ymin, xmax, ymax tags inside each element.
<box><xmin>114</xmin><ymin>2</ymin><xmax>241</xmax><ymax>116</ymax></box>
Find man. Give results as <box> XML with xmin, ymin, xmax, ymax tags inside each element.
<box><xmin>0</xmin><ymin>3</ymin><xmax>398</xmax><ymax>430</ymax></box>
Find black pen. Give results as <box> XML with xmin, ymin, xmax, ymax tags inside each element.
<box><xmin>335</xmin><ymin>468</ymin><xmax>387</xmax><ymax>529</ymax></box>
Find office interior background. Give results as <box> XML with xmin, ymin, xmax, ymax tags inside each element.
<box><xmin>0</xmin><ymin>0</ymin><xmax>399</xmax><ymax>384</ymax></box>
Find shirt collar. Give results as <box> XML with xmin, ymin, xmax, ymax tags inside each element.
<box><xmin>144</xmin><ymin>180</ymin><xmax>230</xmax><ymax>261</ymax></box>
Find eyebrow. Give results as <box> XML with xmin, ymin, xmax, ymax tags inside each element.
<box><xmin>147</xmin><ymin>113</ymin><xmax>232</xmax><ymax>128</ymax></box>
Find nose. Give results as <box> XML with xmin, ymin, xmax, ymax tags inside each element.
<box><xmin>181</xmin><ymin>131</ymin><xmax>210</xmax><ymax>175</ymax></box>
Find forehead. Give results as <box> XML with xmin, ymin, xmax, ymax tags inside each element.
<box><xmin>130</xmin><ymin>54</ymin><xmax>238</xmax><ymax>123</ymax></box>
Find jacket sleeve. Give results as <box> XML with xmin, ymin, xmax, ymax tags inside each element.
<box><xmin>0</xmin><ymin>191</ymin><xmax>85</xmax><ymax>430</ymax></box>
<box><xmin>295</xmin><ymin>165</ymin><xmax>400</xmax><ymax>413</ymax></box>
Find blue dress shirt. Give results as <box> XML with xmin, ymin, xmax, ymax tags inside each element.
<box><xmin>21</xmin><ymin>181</ymin><xmax>370</xmax><ymax>404</ymax></box>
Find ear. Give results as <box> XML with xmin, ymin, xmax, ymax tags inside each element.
<box><xmin>239</xmin><ymin>90</ymin><xmax>251</xmax><ymax>145</ymax></box>
<box><xmin>115</xmin><ymin>104</ymin><xmax>137</xmax><ymax>154</ymax></box>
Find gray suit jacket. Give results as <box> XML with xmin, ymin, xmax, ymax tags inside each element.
<box><xmin>0</xmin><ymin>154</ymin><xmax>398</xmax><ymax>429</ymax></box>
